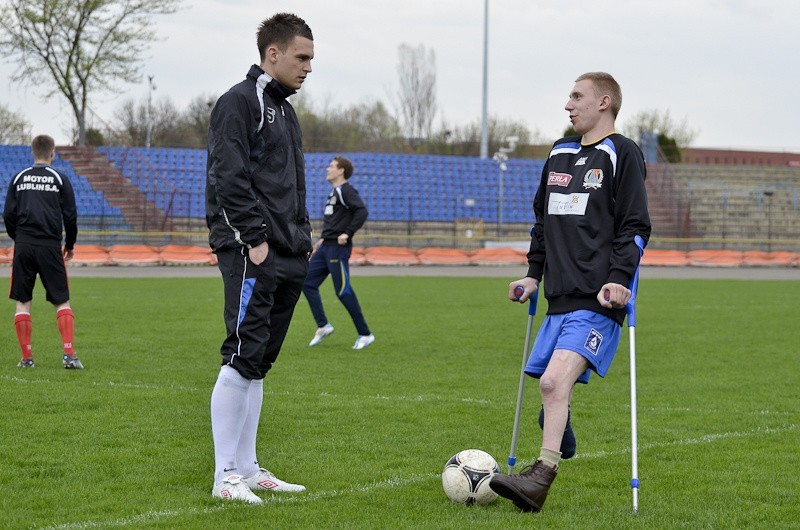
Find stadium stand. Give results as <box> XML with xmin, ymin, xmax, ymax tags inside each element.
<box><xmin>100</xmin><ymin>146</ymin><xmax>206</xmax><ymax>219</ymax></box>
<box><xmin>98</xmin><ymin>147</ymin><xmax>544</xmax><ymax>224</ymax></box>
<box><xmin>0</xmin><ymin>144</ymin><xmax>126</xmax><ymax>224</ymax></box>
<box><xmin>2</xmin><ymin>144</ymin><xmax>798</xmax><ymax>262</ymax></box>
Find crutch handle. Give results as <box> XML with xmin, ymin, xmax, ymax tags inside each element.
<box><xmin>514</xmin><ymin>286</ymin><xmax>539</xmax><ymax>316</ymax></box>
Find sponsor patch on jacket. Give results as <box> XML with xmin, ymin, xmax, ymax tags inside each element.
<box><xmin>266</xmin><ymin>107</ymin><xmax>276</xmax><ymax>124</ymax></box>
<box><xmin>547</xmin><ymin>192</ymin><xmax>588</xmax><ymax>216</ymax></box>
<box><xmin>584</xmin><ymin>328</ymin><xmax>603</xmax><ymax>356</ymax></box>
<box><xmin>583</xmin><ymin>168</ymin><xmax>604</xmax><ymax>189</ymax></box>
<box><xmin>575</xmin><ymin>156</ymin><xmax>588</xmax><ymax>166</ymax></box>
<box><xmin>548</xmin><ymin>172</ymin><xmax>572</xmax><ymax>187</ymax></box>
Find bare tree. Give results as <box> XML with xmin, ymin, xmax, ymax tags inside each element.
<box><xmin>622</xmin><ymin>108</ymin><xmax>698</xmax><ymax>147</ymax></box>
<box><xmin>182</xmin><ymin>94</ymin><xmax>216</xmax><ymax>148</ymax></box>
<box><xmin>112</xmin><ymin>95</ymin><xmax>215</xmax><ymax>147</ymax></box>
<box><xmin>0</xmin><ymin>102</ymin><xmax>30</xmax><ymax>144</ymax></box>
<box><xmin>436</xmin><ymin>116</ymin><xmax>533</xmax><ymax>156</ymax></box>
<box><xmin>395</xmin><ymin>43</ymin><xmax>437</xmax><ymax>142</ymax></box>
<box><xmin>294</xmin><ymin>93</ymin><xmax>404</xmax><ymax>152</ymax></box>
<box><xmin>0</xmin><ymin>0</ymin><xmax>182</xmax><ymax>146</ymax></box>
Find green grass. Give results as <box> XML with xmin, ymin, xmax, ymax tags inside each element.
<box><xmin>1</xmin><ymin>274</ymin><xmax>798</xmax><ymax>528</ymax></box>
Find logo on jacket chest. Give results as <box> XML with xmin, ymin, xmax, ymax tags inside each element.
<box><xmin>582</xmin><ymin>169</ymin><xmax>604</xmax><ymax>189</ymax></box>
<box><xmin>324</xmin><ymin>194</ymin><xmax>337</xmax><ymax>216</ymax></box>
<box><xmin>547</xmin><ymin>172</ymin><xmax>572</xmax><ymax>187</ymax></box>
<box><xmin>266</xmin><ymin>107</ymin><xmax>276</xmax><ymax>124</ymax></box>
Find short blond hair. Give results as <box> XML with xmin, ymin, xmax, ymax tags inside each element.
<box><xmin>576</xmin><ymin>72</ymin><xmax>622</xmax><ymax>117</ymax></box>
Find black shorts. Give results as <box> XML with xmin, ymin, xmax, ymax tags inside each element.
<box><xmin>216</xmin><ymin>247</ymin><xmax>308</xmax><ymax>379</ymax></box>
<box><xmin>10</xmin><ymin>244</ymin><xmax>70</xmax><ymax>305</ymax></box>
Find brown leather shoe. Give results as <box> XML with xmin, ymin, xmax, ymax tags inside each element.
<box><xmin>489</xmin><ymin>460</ymin><xmax>557</xmax><ymax>512</ymax></box>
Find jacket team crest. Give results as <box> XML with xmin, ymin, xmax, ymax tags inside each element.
<box><xmin>583</xmin><ymin>168</ymin><xmax>604</xmax><ymax>189</ymax></box>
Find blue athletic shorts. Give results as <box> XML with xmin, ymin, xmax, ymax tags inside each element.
<box><xmin>524</xmin><ymin>310</ymin><xmax>622</xmax><ymax>384</ymax></box>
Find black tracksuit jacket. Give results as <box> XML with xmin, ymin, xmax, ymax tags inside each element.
<box><xmin>319</xmin><ymin>182</ymin><xmax>368</xmax><ymax>246</ymax></box>
<box><xmin>206</xmin><ymin>65</ymin><xmax>312</xmax><ymax>256</ymax></box>
<box><xmin>526</xmin><ymin>134</ymin><xmax>651</xmax><ymax>325</ymax></box>
<box><xmin>3</xmin><ymin>163</ymin><xmax>77</xmax><ymax>250</ymax></box>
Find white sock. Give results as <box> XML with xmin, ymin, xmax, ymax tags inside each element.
<box><xmin>211</xmin><ymin>364</ymin><xmax>251</xmax><ymax>483</ymax></box>
<box><xmin>237</xmin><ymin>377</ymin><xmax>264</xmax><ymax>479</ymax></box>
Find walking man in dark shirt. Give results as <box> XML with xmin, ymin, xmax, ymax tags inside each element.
<box><xmin>3</xmin><ymin>134</ymin><xmax>82</xmax><ymax>369</ymax></box>
<box><xmin>303</xmin><ymin>156</ymin><xmax>374</xmax><ymax>350</ymax></box>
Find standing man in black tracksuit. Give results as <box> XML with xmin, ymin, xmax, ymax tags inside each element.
<box><xmin>302</xmin><ymin>156</ymin><xmax>374</xmax><ymax>350</ymax></box>
<box><xmin>205</xmin><ymin>13</ymin><xmax>313</xmax><ymax>504</ymax></box>
<box><xmin>3</xmin><ymin>134</ymin><xmax>83</xmax><ymax>370</ymax></box>
<box><xmin>490</xmin><ymin>72</ymin><xmax>651</xmax><ymax>512</ymax></box>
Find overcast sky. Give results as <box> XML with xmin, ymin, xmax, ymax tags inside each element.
<box><xmin>1</xmin><ymin>0</ymin><xmax>797</xmax><ymax>152</ymax></box>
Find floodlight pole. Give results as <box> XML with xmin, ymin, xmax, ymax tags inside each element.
<box><xmin>479</xmin><ymin>0</ymin><xmax>489</xmax><ymax>159</ymax></box>
<box><xmin>763</xmin><ymin>190</ymin><xmax>774</xmax><ymax>251</ymax></box>
<box><xmin>146</xmin><ymin>75</ymin><xmax>156</xmax><ymax>149</ymax></box>
<box><xmin>493</xmin><ymin>136</ymin><xmax>519</xmax><ymax>237</ymax></box>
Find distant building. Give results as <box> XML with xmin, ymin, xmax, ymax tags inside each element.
<box><xmin>681</xmin><ymin>148</ymin><xmax>800</xmax><ymax>167</ymax></box>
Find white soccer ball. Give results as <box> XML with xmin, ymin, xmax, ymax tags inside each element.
<box><xmin>441</xmin><ymin>449</ymin><xmax>500</xmax><ymax>505</ymax></box>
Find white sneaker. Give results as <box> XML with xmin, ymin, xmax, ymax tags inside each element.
<box><xmin>353</xmin><ymin>334</ymin><xmax>375</xmax><ymax>350</ymax></box>
<box><xmin>243</xmin><ymin>468</ymin><xmax>306</xmax><ymax>493</ymax></box>
<box><xmin>212</xmin><ymin>474</ymin><xmax>263</xmax><ymax>504</ymax></box>
<box><xmin>309</xmin><ymin>323</ymin><xmax>334</xmax><ymax>346</ymax></box>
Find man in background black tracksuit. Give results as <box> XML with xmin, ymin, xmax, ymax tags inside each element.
<box><xmin>205</xmin><ymin>13</ymin><xmax>313</xmax><ymax>503</ymax></box>
<box><xmin>490</xmin><ymin>72</ymin><xmax>651</xmax><ymax>512</ymax></box>
<box><xmin>302</xmin><ymin>156</ymin><xmax>374</xmax><ymax>350</ymax></box>
<box><xmin>3</xmin><ymin>134</ymin><xmax>83</xmax><ymax>369</ymax></box>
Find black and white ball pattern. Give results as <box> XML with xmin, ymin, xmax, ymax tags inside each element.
<box><xmin>441</xmin><ymin>449</ymin><xmax>500</xmax><ymax>505</ymax></box>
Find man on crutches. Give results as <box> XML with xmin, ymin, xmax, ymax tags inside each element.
<box><xmin>489</xmin><ymin>72</ymin><xmax>651</xmax><ymax>514</ymax></box>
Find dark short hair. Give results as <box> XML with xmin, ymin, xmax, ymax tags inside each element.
<box><xmin>31</xmin><ymin>135</ymin><xmax>55</xmax><ymax>160</ymax></box>
<box><xmin>257</xmin><ymin>13</ymin><xmax>313</xmax><ymax>61</ymax></box>
<box><xmin>333</xmin><ymin>156</ymin><xmax>353</xmax><ymax>179</ymax></box>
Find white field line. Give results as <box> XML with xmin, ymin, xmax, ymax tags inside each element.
<box><xmin>45</xmin><ymin>473</ymin><xmax>439</xmax><ymax>529</ymax></box>
<box><xmin>42</xmin><ymin>423</ymin><xmax>799</xmax><ymax>529</ymax></box>
<box><xmin>573</xmin><ymin>423</ymin><xmax>800</xmax><ymax>460</ymax></box>
<box><xmin>0</xmin><ymin>374</ymin><xmax>494</xmax><ymax>404</ymax></box>
<box><xmin>1</xmin><ymin>376</ymin><xmax>796</xmax><ymax>416</ymax></box>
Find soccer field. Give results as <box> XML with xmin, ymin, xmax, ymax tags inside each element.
<box><xmin>1</xmin><ymin>275</ymin><xmax>798</xmax><ymax>528</ymax></box>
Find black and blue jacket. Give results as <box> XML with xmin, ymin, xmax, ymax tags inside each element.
<box><xmin>319</xmin><ymin>182</ymin><xmax>368</xmax><ymax>246</ymax></box>
<box><xmin>526</xmin><ymin>134</ymin><xmax>651</xmax><ymax>324</ymax></box>
<box><xmin>206</xmin><ymin>65</ymin><xmax>312</xmax><ymax>256</ymax></box>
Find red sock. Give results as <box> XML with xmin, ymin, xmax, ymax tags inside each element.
<box><xmin>14</xmin><ymin>313</ymin><xmax>32</xmax><ymax>360</ymax></box>
<box><xmin>57</xmin><ymin>308</ymin><xmax>75</xmax><ymax>356</ymax></box>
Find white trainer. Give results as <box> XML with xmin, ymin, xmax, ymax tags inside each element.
<box><xmin>243</xmin><ymin>468</ymin><xmax>306</xmax><ymax>493</ymax></box>
<box><xmin>353</xmin><ymin>334</ymin><xmax>375</xmax><ymax>350</ymax></box>
<box><xmin>309</xmin><ymin>323</ymin><xmax>334</xmax><ymax>346</ymax></box>
<box><xmin>212</xmin><ymin>474</ymin><xmax>263</xmax><ymax>504</ymax></box>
